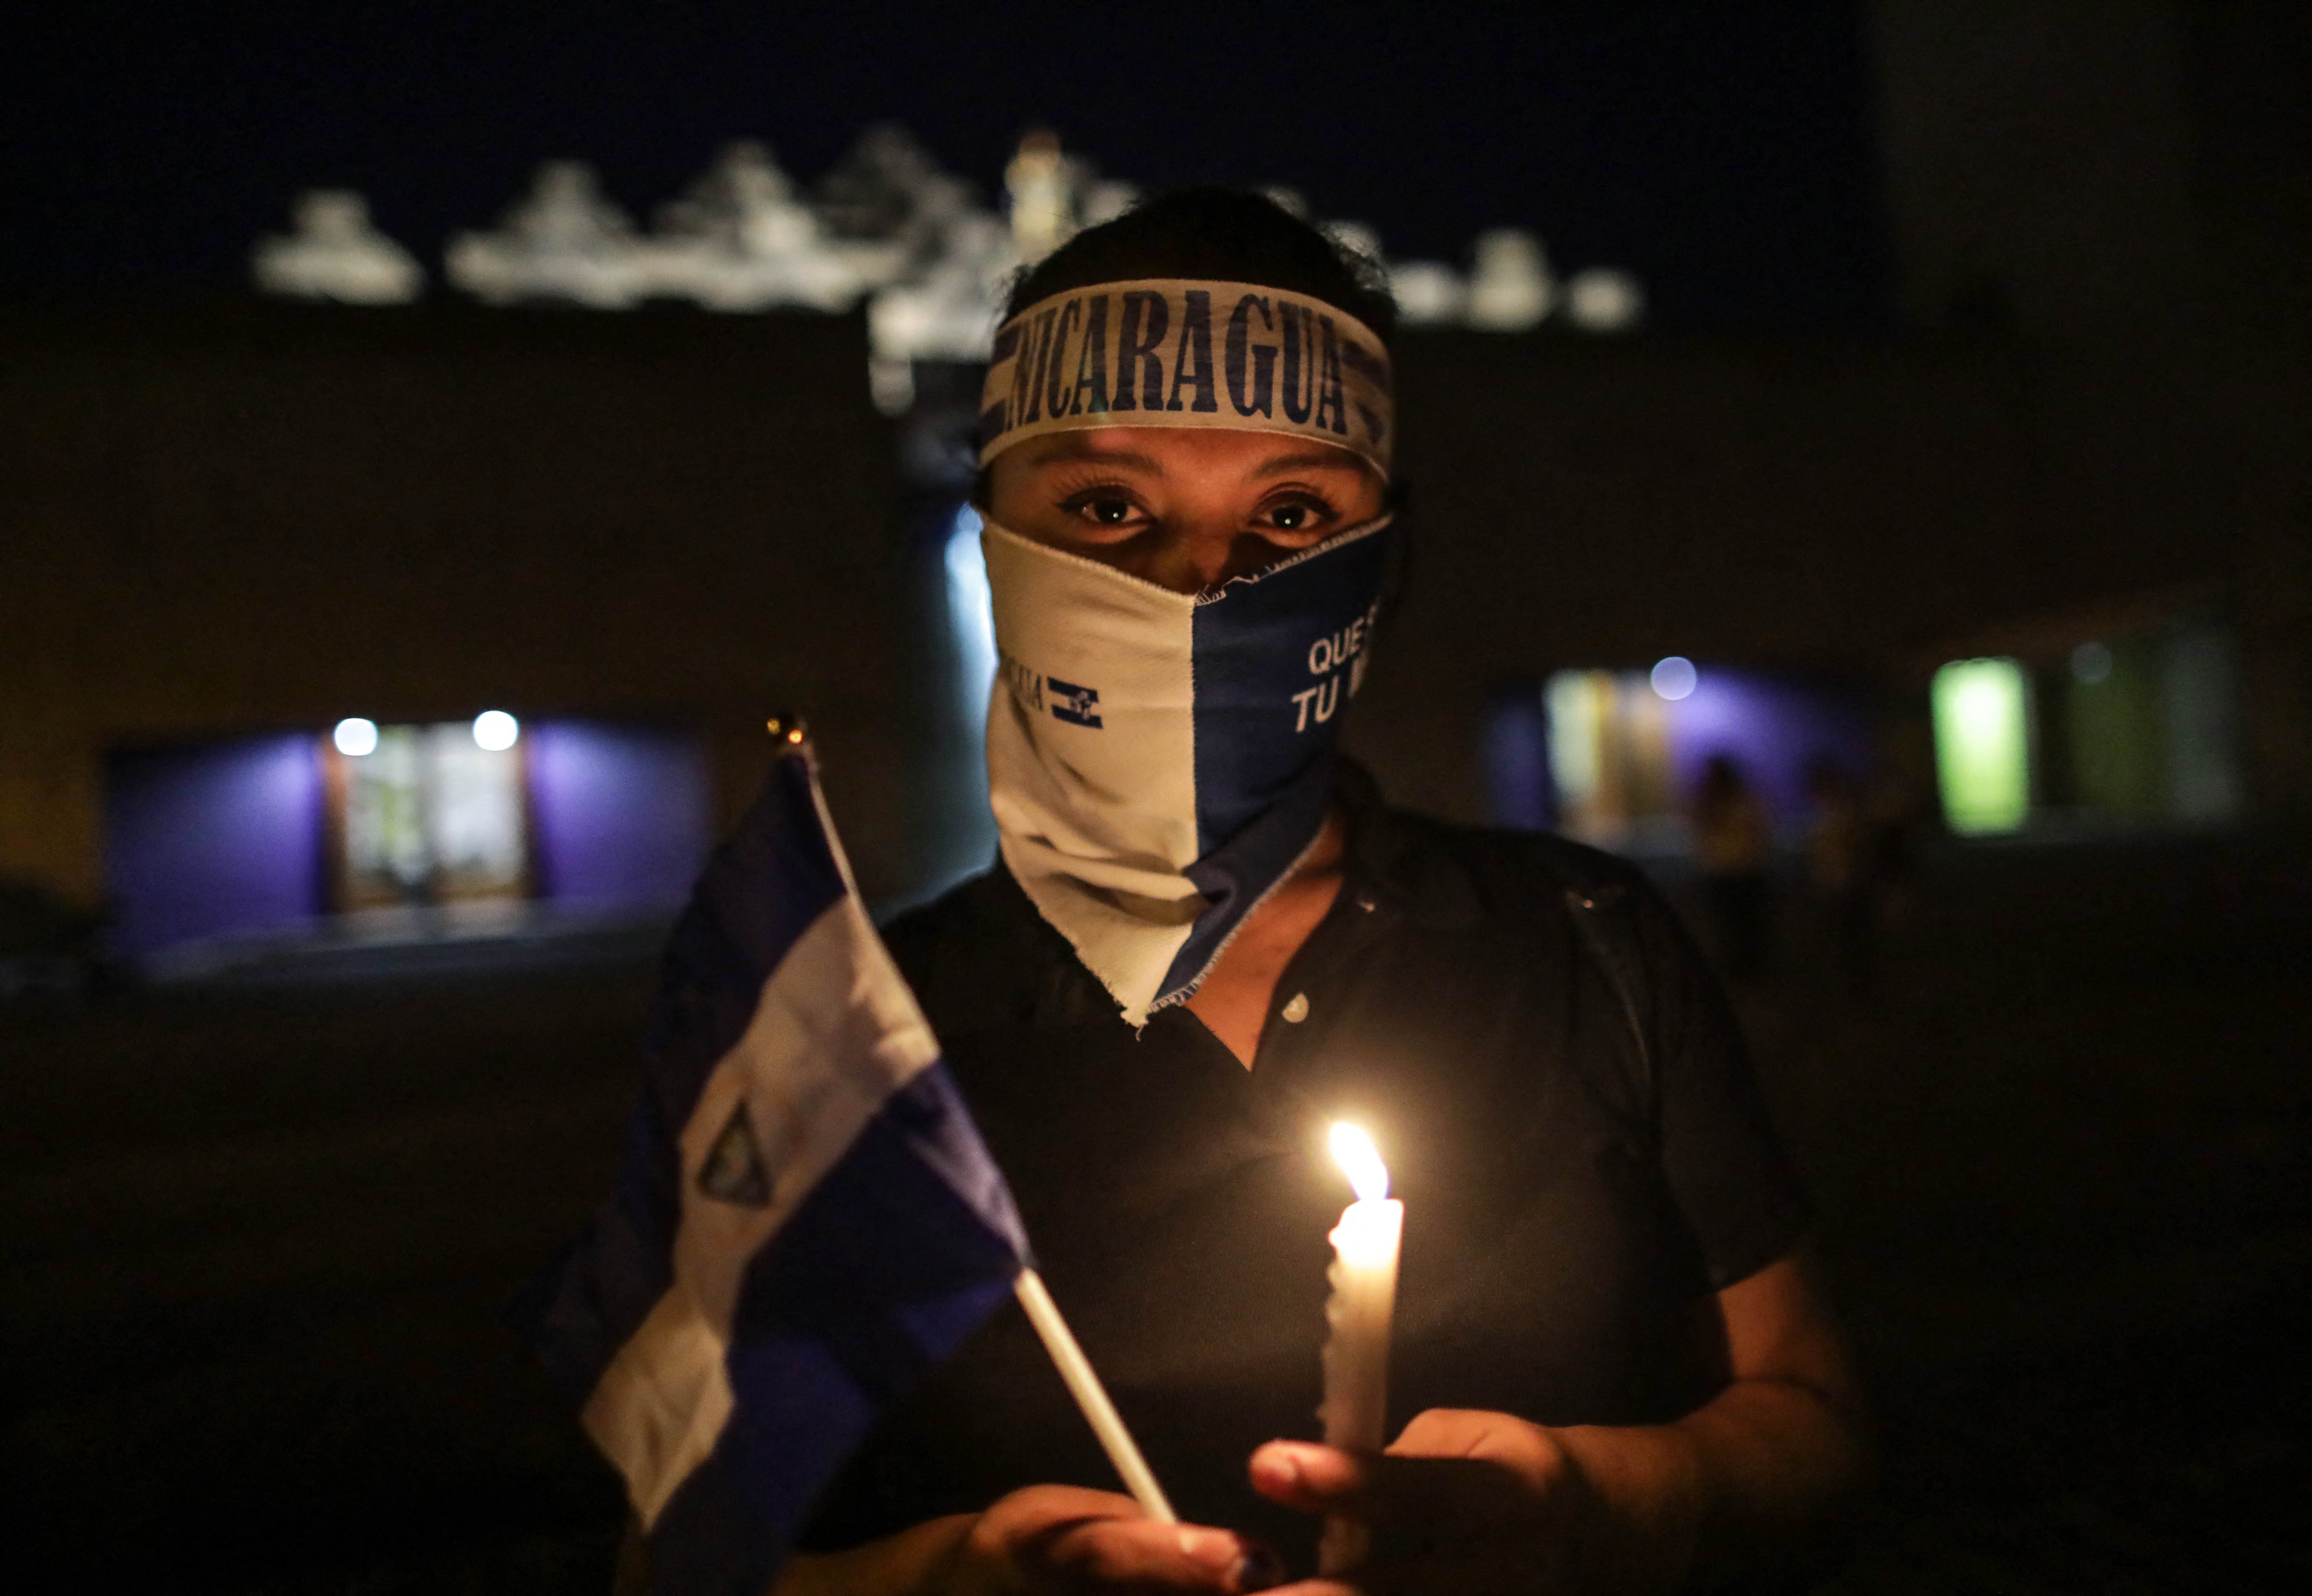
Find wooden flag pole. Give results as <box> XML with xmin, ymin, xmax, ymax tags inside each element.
<box><xmin>1013</xmin><ymin>1270</ymin><xmax>1177</xmax><ymax>1524</ymax></box>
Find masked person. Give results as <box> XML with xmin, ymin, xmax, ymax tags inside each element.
<box><xmin>776</xmin><ymin>191</ymin><xmax>1867</xmax><ymax>1596</ymax></box>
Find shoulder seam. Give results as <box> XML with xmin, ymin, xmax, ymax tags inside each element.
<box><xmin>1416</xmin><ymin>821</ymin><xmax>1663</xmax><ymax>1141</ymax></box>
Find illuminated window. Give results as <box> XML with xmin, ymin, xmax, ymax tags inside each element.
<box><xmin>1546</xmin><ymin>671</ymin><xmax>1607</xmax><ymax>821</ymax></box>
<box><xmin>427</xmin><ymin>726</ymin><xmax>527</xmax><ymax>897</ymax></box>
<box><xmin>332</xmin><ymin>722</ymin><xmax>528</xmax><ymax>908</ymax></box>
<box><xmin>341</xmin><ymin>725</ymin><xmax>428</xmax><ymax>895</ymax></box>
<box><xmin>2067</xmin><ymin>637</ymin><xmax>2161</xmax><ymax>817</ymax></box>
<box><xmin>1931</xmin><ymin>658</ymin><xmax>2032</xmax><ymax>834</ymax></box>
<box><xmin>1543</xmin><ymin>669</ymin><xmax>1673</xmax><ymax>844</ymax></box>
<box><xmin>1505</xmin><ymin>666</ymin><xmax>1874</xmax><ymax>854</ymax></box>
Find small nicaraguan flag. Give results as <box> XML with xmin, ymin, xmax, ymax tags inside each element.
<box><xmin>1046</xmin><ymin>677</ymin><xmax>1103</xmax><ymax>729</ymax></box>
<box><xmin>519</xmin><ymin>737</ymin><xmax>1030</xmax><ymax>1596</ymax></box>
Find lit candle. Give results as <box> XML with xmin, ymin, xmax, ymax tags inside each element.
<box><xmin>1318</xmin><ymin>1122</ymin><xmax>1402</xmax><ymax>1575</ymax></box>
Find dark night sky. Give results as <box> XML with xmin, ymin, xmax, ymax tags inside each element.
<box><xmin>0</xmin><ymin>1</ymin><xmax>1889</xmax><ymax>328</ymax></box>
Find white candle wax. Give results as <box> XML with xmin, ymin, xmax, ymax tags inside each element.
<box><xmin>1318</xmin><ymin>1124</ymin><xmax>1402</xmax><ymax>1574</ymax></box>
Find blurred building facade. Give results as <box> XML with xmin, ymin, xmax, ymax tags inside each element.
<box><xmin>0</xmin><ymin>305</ymin><xmax>905</xmax><ymax>958</ymax></box>
<box><xmin>4</xmin><ymin>0</ymin><xmax>2307</xmax><ymax>960</ymax></box>
<box><xmin>1866</xmin><ymin>0</ymin><xmax>2312</xmax><ymax>826</ymax></box>
<box><xmin>1381</xmin><ymin>0</ymin><xmax>2310</xmax><ymax>849</ymax></box>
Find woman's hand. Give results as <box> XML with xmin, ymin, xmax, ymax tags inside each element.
<box><xmin>924</xmin><ymin>1485</ymin><xmax>1281</xmax><ymax>1596</ymax></box>
<box><xmin>1244</xmin><ymin>1257</ymin><xmax>1871</xmax><ymax>1594</ymax></box>
<box><xmin>1247</xmin><ymin>1411</ymin><xmax>1633</xmax><ymax>1596</ymax></box>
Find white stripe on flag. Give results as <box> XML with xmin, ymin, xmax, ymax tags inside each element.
<box><xmin>583</xmin><ymin>892</ymin><xmax>942</xmax><ymax>1527</ymax></box>
<box><xmin>582</xmin><ymin>1288</ymin><xmax>735</xmax><ymax>1528</ymax></box>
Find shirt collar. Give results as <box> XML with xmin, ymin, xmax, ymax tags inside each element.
<box><xmin>962</xmin><ymin>756</ymin><xmax>1481</xmax><ymax>1035</ymax></box>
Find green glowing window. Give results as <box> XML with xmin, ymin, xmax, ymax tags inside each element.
<box><xmin>1932</xmin><ymin>657</ymin><xmax>2032</xmax><ymax>834</ymax></box>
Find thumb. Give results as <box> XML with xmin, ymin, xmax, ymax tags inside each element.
<box><xmin>1249</xmin><ymin>1441</ymin><xmax>1527</xmax><ymax>1536</ymax></box>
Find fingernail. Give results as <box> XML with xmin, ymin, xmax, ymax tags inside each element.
<box><xmin>1251</xmin><ymin>1442</ymin><xmax>1304</xmax><ymax>1489</ymax></box>
<box><xmin>1233</xmin><ymin>1543</ymin><xmax>1285</xmax><ymax>1592</ymax></box>
<box><xmin>1177</xmin><ymin>1526</ymin><xmax>1238</xmax><ymax>1570</ymax></box>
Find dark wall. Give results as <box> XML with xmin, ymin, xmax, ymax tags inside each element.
<box><xmin>1872</xmin><ymin>0</ymin><xmax>2312</xmax><ymax>344</ymax></box>
<box><xmin>1856</xmin><ymin>0</ymin><xmax>2312</xmax><ymax>819</ymax></box>
<box><xmin>1353</xmin><ymin>328</ymin><xmax>2303</xmax><ymax>822</ymax></box>
<box><xmin>1871</xmin><ymin>0</ymin><xmax>2205</xmax><ymax>340</ymax></box>
<box><xmin>2185</xmin><ymin>0</ymin><xmax>2312</xmax><ymax>338</ymax></box>
<box><xmin>0</xmin><ymin>302</ymin><xmax>903</xmax><ymax>902</ymax></box>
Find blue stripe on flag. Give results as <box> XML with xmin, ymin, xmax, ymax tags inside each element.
<box><xmin>646</xmin><ymin>753</ymin><xmax>848</xmax><ymax>1116</ymax></box>
<box><xmin>519</xmin><ymin>747</ymin><xmax>1034</xmax><ymax>1596</ymax></box>
<box><xmin>646</xmin><ymin>1063</ymin><xmax>1025</xmax><ymax>1596</ymax></box>
<box><xmin>518</xmin><ymin>752</ymin><xmax>846</xmax><ymax>1399</ymax></box>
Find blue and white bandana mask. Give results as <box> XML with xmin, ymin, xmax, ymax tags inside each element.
<box><xmin>982</xmin><ymin>513</ymin><xmax>1394</xmax><ymax>1025</ymax></box>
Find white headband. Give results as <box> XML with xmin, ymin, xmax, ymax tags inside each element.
<box><xmin>978</xmin><ymin>279</ymin><xmax>1394</xmax><ymax>477</ymax></box>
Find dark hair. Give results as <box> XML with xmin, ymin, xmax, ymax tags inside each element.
<box><xmin>1002</xmin><ymin>186</ymin><xmax>1398</xmax><ymax>344</ymax></box>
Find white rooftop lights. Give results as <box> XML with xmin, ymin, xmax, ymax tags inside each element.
<box><xmin>1567</xmin><ymin>267</ymin><xmax>1646</xmax><ymax>333</ymax></box>
<box><xmin>1465</xmin><ymin>230</ymin><xmax>1558</xmax><ymax>331</ymax></box>
<box><xmin>333</xmin><ymin>717</ymin><xmax>380</xmax><ymax>757</ymax></box>
<box><xmin>445</xmin><ymin>161</ymin><xmax>646</xmax><ymax>309</ymax></box>
<box><xmin>257</xmin><ymin>130</ymin><xmax>1646</xmax><ymax>347</ymax></box>
<box><xmin>252</xmin><ymin>192</ymin><xmax>424</xmax><ymax>305</ymax></box>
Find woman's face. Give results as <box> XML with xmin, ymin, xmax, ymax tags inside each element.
<box><xmin>983</xmin><ymin>426</ymin><xmax>1387</xmax><ymax>595</ymax></box>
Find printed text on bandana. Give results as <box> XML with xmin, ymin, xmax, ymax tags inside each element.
<box><xmin>1294</xmin><ymin>606</ymin><xmax>1378</xmax><ymax>731</ymax></box>
<box><xmin>978</xmin><ymin>280</ymin><xmax>1394</xmax><ymax>474</ymax></box>
<box><xmin>1000</xmin><ymin>598</ymin><xmax>1375</xmax><ymax>739</ymax></box>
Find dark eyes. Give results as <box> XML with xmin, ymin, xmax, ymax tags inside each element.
<box><xmin>1057</xmin><ymin>487</ymin><xmax>1337</xmax><ymax>535</ymax></box>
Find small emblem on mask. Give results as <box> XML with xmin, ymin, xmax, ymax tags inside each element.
<box><xmin>698</xmin><ymin>1100</ymin><xmax>772</xmax><ymax>1208</ymax></box>
<box><xmin>1048</xmin><ymin>678</ymin><xmax>1103</xmax><ymax>728</ymax></box>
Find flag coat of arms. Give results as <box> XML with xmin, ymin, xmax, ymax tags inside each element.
<box><xmin>521</xmin><ymin>737</ymin><xmax>1031</xmax><ymax>1596</ymax></box>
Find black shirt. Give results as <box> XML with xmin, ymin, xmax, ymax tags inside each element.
<box><xmin>800</xmin><ymin>765</ymin><xmax>1810</xmax><ymax>1566</ymax></box>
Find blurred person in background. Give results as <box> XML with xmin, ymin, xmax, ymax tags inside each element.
<box><xmin>1803</xmin><ymin>761</ymin><xmax>1874</xmax><ymax>996</ymax></box>
<box><xmin>1691</xmin><ymin>754</ymin><xmax>1775</xmax><ymax>983</ymax></box>
<box><xmin>1864</xmin><ymin>765</ymin><xmax>1918</xmax><ymax>937</ymax></box>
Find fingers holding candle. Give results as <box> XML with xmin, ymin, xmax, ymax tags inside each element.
<box><xmin>950</xmin><ymin>1485</ymin><xmax>1285</xmax><ymax>1594</ymax></box>
<box><xmin>1248</xmin><ymin>1439</ymin><xmax>1555</xmax><ymax>1541</ymax></box>
<box><xmin>1248</xmin><ymin>1430</ymin><xmax>1604</xmax><ymax>1596</ymax></box>
<box><xmin>1249</xmin><ymin>1439</ymin><xmax>1359</xmax><ymax>1505</ymax></box>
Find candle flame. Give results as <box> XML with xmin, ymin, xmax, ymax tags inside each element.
<box><xmin>1329</xmin><ymin>1122</ymin><xmax>1389</xmax><ymax>1203</ymax></box>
